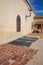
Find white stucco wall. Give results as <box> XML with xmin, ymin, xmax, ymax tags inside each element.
<box><xmin>0</xmin><ymin>0</ymin><xmax>34</xmax><ymax>44</ymax></box>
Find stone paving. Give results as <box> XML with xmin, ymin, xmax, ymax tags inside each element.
<box><xmin>0</xmin><ymin>44</ymin><xmax>38</xmax><ymax>65</ymax></box>
<box><xmin>27</xmin><ymin>39</ymin><xmax>43</xmax><ymax>65</ymax></box>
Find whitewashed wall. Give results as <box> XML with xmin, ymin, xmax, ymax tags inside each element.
<box><xmin>0</xmin><ymin>0</ymin><xmax>34</xmax><ymax>44</ymax></box>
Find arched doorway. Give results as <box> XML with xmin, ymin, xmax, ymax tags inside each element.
<box><xmin>16</xmin><ymin>15</ymin><xmax>21</xmax><ymax>32</ymax></box>
<box><xmin>37</xmin><ymin>24</ymin><xmax>41</xmax><ymax>29</ymax></box>
<box><xmin>37</xmin><ymin>24</ymin><xmax>42</xmax><ymax>33</ymax></box>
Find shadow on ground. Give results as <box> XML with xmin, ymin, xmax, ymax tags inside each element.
<box><xmin>9</xmin><ymin>36</ymin><xmax>38</xmax><ymax>47</ymax></box>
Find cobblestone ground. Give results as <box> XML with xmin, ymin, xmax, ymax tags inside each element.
<box><xmin>0</xmin><ymin>44</ymin><xmax>38</xmax><ymax>65</ymax></box>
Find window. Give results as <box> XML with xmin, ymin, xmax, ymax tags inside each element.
<box><xmin>32</xmin><ymin>22</ymin><xmax>34</xmax><ymax>29</ymax></box>
<box><xmin>16</xmin><ymin>15</ymin><xmax>21</xmax><ymax>32</ymax></box>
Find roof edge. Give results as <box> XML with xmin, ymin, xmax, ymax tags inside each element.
<box><xmin>34</xmin><ymin>16</ymin><xmax>43</xmax><ymax>19</ymax></box>
<box><xmin>23</xmin><ymin>0</ymin><xmax>36</xmax><ymax>15</ymax></box>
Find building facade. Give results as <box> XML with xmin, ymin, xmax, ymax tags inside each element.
<box><xmin>0</xmin><ymin>0</ymin><xmax>35</xmax><ymax>44</ymax></box>
<box><xmin>33</xmin><ymin>16</ymin><xmax>43</xmax><ymax>33</ymax></box>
